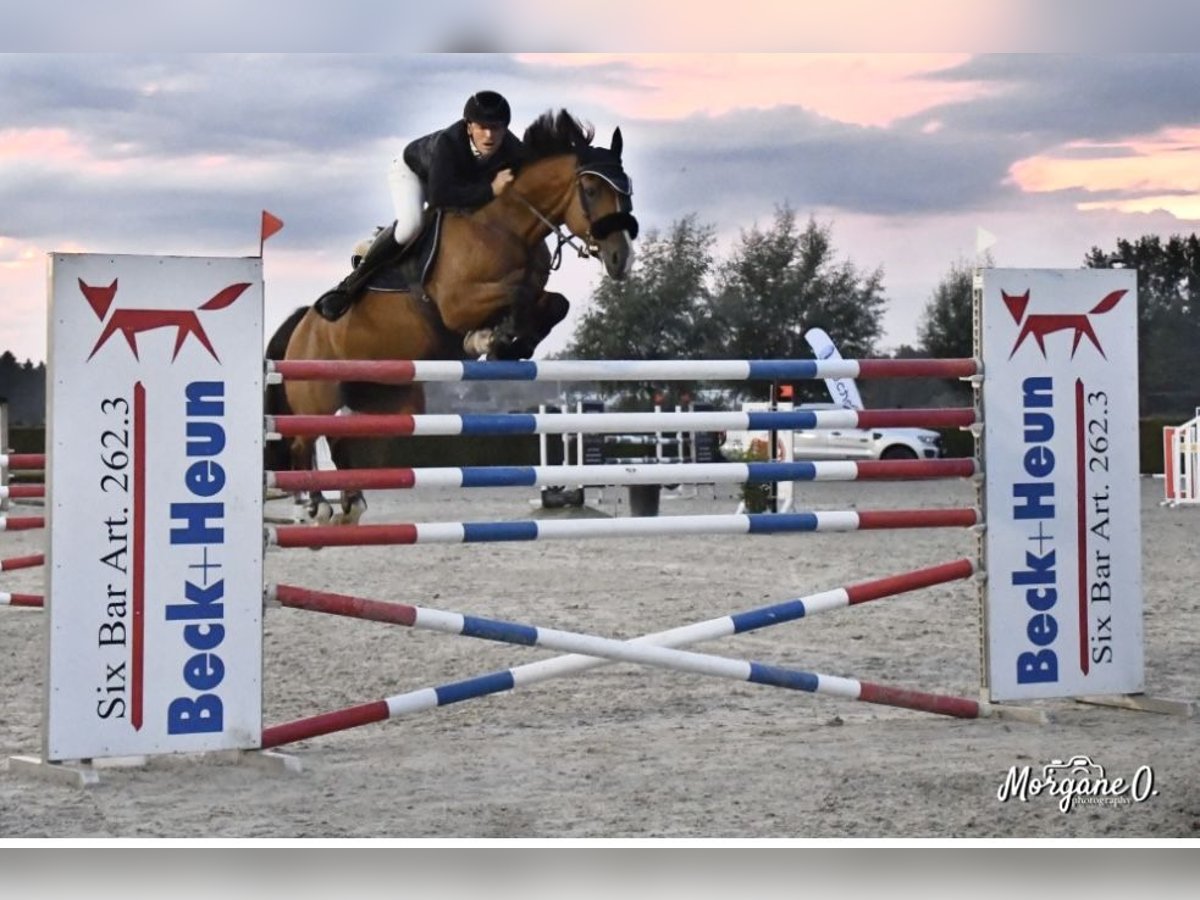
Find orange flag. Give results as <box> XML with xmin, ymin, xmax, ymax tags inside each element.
<box><xmin>260</xmin><ymin>210</ymin><xmax>284</xmax><ymax>255</ymax></box>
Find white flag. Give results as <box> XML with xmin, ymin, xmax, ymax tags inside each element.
<box><xmin>804</xmin><ymin>327</ymin><xmax>864</xmax><ymax>411</ymax></box>
<box><xmin>976</xmin><ymin>226</ymin><xmax>997</xmax><ymax>255</ymax></box>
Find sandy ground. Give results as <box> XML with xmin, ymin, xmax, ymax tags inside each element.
<box><xmin>0</xmin><ymin>477</ymin><xmax>1197</xmax><ymax>841</ymax></box>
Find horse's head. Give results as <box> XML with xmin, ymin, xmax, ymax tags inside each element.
<box><xmin>567</xmin><ymin>129</ymin><xmax>638</xmax><ymax>280</ymax></box>
<box><xmin>519</xmin><ymin>111</ymin><xmax>638</xmax><ymax>280</ymax></box>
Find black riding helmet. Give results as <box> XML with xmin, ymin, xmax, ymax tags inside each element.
<box><xmin>463</xmin><ymin>90</ymin><xmax>511</xmax><ymax>127</ymax></box>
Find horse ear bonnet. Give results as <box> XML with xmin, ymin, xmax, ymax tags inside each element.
<box><xmin>578</xmin><ymin>143</ymin><xmax>638</xmax><ymax>240</ymax></box>
<box><xmin>578</xmin><ymin>146</ymin><xmax>634</xmax><ymax>202</ymax></box>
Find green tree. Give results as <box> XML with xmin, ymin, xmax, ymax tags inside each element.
<box><xmin>708</xmin><ymin>207</ymin><xmax>886</xmax><ymax>400</ymax></box>
<box><xmin>917</xmin><ymin>257</ymin><xmax>977</xmax><ymax>361</ymax></box>
<box><xmin>911</xmin><ymin>256</ymin><xmax>984</xmax><ymax>406</ymax></box>
<box><xmin>565</xmin><ymin>215</ymin><xmax>717</xmax><ymax>403</ymax></box>
<box><xmin>1085</xmin><ymin>234</ymin><xmax>1200</xmax><ymax>416</ymax></box>
<box><xmin>0</xmin><ymin>352</ymin><xmax>46</xmax><ymax>426</ymax></box>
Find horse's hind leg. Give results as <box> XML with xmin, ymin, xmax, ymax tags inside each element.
<box><xmin>328</xmin><ymin>436</ymin><xmax>368</xmax><ymax>526</ymax></box>
<box><xmin>290</xmin><ymin>436</ymin><xmax>334</xmax><ymax>523</ymax></box>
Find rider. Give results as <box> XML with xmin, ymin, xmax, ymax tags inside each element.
<box><xmin>314</xmin><ymin>90</ymin><xmax>525</xmax><ymax>322</ymax></box>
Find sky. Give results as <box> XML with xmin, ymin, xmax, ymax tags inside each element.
<box><xmin>5</xmin><ymin>49</ymin><xmax>1200</xmax><ymax>364</ymax></box>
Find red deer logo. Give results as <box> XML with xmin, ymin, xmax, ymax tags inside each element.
<box><xmin>80</xmin><ymin>278</ymin><xmax>251</xmax><ymax>362</ymax></box>
<box><xmin>1003</xmin><ymin>288</ymin><xmax>1127</xmax><ymax>359</ymax></box>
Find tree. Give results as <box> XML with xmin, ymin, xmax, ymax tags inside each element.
<box><xmin>0</xmin><ymin>352</ymin><xmax>46</xmax><ymax>426</ymax></box>
<box><xmin>565</xmin><ymin>215</ymin><xmax>717</xmax><ymax>403</ymax></box>
<box><xmin>708</xmin><ymin>207</ymin><xmax>886</xmax><ymax>400</ymax></box>
<box><xmin>910</xmin><ymin>257</ymin><xmax>982</xmax><ymax>406</ymax></box>
<box><xmin>1085</xmin><ymin>234</ymin><xmax>1200</xmax><ymax>416</ymax></box>
<box><xmin>917</xmin><ymin>257</ymin><xmax>977</xmax><ymax>361</ymax></box>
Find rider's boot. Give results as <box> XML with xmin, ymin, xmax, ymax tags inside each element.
<box><xmin>314</xmin><ymin>222</ymin><xmax>401</xmax><ymax>322</ymax></box>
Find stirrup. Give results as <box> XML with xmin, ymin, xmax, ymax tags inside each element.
<box><xmin>462</xmin><ymin>329</ymin><xmax>493</xmax><ymax>357</ymax></box>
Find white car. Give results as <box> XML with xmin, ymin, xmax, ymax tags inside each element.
<box><xmin>722</xmin><ymin>402</ymin><xmax>947</xmax><ymax>461</ymax></box>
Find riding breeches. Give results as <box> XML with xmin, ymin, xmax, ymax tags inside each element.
<box><xmin>387</xmin><ymin>156</ymin><xmax>425</xmax><ymax>244</ymax></box>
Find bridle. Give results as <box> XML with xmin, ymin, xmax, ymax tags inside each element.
<box><xmin>510</xmin><ymin>161</ymin><xmax>639</xmax><ymax>271</ymax></box>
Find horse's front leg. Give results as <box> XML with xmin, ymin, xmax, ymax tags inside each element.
<box><xmin>487</xmin><ymin>289</ymin><xmax>571</xmax><ymax>361</ymax></box>
<box><xmin>435</xmin><ymin>278</ymin><xmax>525</xmax><ymax>358</ymax></box>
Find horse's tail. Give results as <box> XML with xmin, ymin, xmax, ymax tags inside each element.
<box><xmin>263</xmin><ymin>306</ymin><xmax>309</xmax><ymax>474</ymax></box>
<box><xmin>266</xmin><ymin>305</ymin><xmax>309</xmax><ymax>364</ymax></box>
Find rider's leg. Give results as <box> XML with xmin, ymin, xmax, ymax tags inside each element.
<box><xmin>388</xmin><ymin>156</ymin><xmax>425</xmax><ymax>243</ymax></box>
<box><xmin>314</xmin><ymin>159</ymin><xmax>425</xmax><ymax>322</ymax></box>
<box><xmin>314</xmin><ymin>222</ymin><xmax>400</xmax><ymax>321</ymax></box>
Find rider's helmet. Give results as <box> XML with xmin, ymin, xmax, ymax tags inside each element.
<box><xmin>463</xmin><ymin>90</ymin><xmax>512</xmax><ymax>128</ymax></box>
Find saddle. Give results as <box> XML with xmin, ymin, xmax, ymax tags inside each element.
<box><xmin>364</xmin><ymin>210</ymin><xmax>444</xmax><ymax>295</ymax></box>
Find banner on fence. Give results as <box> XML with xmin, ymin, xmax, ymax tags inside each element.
<box><xmin>980</xmin><ymin>267</ymin><xmax>1143</xmax><ymax>701</ymax></box>
<box><xmin>45</xmin><ymin>254</ymin><xmax>263</xmax><ymax>759</ymax></box>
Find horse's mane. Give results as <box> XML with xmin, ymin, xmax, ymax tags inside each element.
<box><xmin>521</xmin><ymin>109</ymin><xmax>595</xmax><ymax>161</ymax></box>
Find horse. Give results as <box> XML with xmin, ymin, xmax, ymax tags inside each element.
<box><xmin>265</xmin><ymin>109</ymin><xmax>639</xmax><ymax>525</ymax></box>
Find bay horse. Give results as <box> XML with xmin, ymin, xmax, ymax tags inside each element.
<box><xmin>265</xmin><ymin>109</ymin><xmax>638</xmax><ymax>525</ymax></box>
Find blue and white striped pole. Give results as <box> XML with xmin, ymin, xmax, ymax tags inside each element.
<box><xmin>267</xmin><ymin>458</ymin><xmax>979</xmax><ymax>493</ymax></box>
<box><xmin>267</xmin><ymin>508</ymin><xmax>980</xmax><ymax>549</ymax></box>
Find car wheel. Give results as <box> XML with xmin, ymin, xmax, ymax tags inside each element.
<box><xmin>880</xmin><ymin>445</ymin><xmax>918</xmax><ymax>460</ymax></box>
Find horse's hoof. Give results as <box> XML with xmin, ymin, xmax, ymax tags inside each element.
<box><xmin>462</xmin><ymin>329</ymin><xmax>493</xmax><ymax>357</ymax></box>
<box><xmin>488</xmin><ymin>338</ymin><xmax>535</xmax><ymax>361</ymax></box>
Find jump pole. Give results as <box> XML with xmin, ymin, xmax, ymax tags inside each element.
<box><xmin>0</xmin><ymin>592</ymin><xmax>42</xmax><ymax>608</ymax></box>
<box><xmin>262</xmin><ymin>558</ymin><xmax>1045</xmax><ymax>748</ymax></box>
<box><xmin>267</xmin><ymin>507</ymin><xmax>980</xmax><ymax>549</ymax></box>
<box><xmin>267</xmin><ymin>458</ymin><xmax>978</xmax><ymax>493</ymax></box>
<box><xmin>267</xmin><ymin>357</ymin><xmax>979</xmax><ymax>384</ymax></box>
<box><xmin>1</xmin><ymin>553</ymin><xmax>44</xmax><ymax>572</ymax></box>
<box><xmin>0</xmin><ymin>516</ymin><xmax>44</xmax><ymax>532</ymax></box>
<box><xmin>266</xmin><ymin>407</ymin><xmax>977</xmax><ymax>440</ymax></box>
<box><xmin>0</xmin><ymin>454</ymin><xmax>46</xmax><ymax>471</ymax></box>
<box><xmin>0</xmin><ymin>485</ymin><xmax>44</xmax><ymax>500</ymax></box>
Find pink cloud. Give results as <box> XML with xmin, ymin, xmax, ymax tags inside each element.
<box><xmin>507</xmin><ymin>2</ymin><xmax>1035</xmax><ymax>52</ymax></box>
<box><xmin>0</xmin><ymin>128</ymin><xmax>89</xmax><ymax>162</ymax></box>
<box><xmin>1010</xmin><ymin>127</ymin><xmax>1200</xmax><ymax>219</ymax></box>
<box><xmin>519</xmin><ymin>53</ymin><xmax>990</xmax><ymax>126</ymax></box>
<box><xmin>0</xmin><ymin>126</ymin><xmax>293</xmax><ymax>184</ymax></box>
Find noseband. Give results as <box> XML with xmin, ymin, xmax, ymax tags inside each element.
<box><xmin>577</xmin><ymin>165</ymin><xmax>639</xmax><ymax>244</ymax></box>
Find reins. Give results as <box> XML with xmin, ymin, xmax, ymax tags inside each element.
<box><xmin>508</xmin><ymin>187</ymin><xmax>595</xmax><ymax>271</ymax></box>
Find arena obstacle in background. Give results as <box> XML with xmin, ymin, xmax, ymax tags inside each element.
<box><xmin>1162</xmin><ymin>408</ymin><xmax>1200</xmax><ymax>507</ymax></box>
<box><xmin>6</xmin><ymin>255</ymin><xmax>1159</xmax><ymax>778</ymax></box>
<box><xmin>1</xmin><ymin>407</ymin><xmax>47</xmax><ymax>599</ymax></box>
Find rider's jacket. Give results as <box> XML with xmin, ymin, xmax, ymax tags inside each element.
<box><xmin>403</xmin><ymin>120</ymin><xmax>525</xmax><ymax>211</ymax></box>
